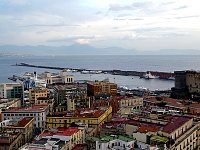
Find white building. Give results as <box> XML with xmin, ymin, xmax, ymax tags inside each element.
<box><xmin>1</xmin><ymin>104</ymin><xmax>49</xmax><ymax>129</ymax></box>
<box><xmin>95</xmin><ymin>135</ymin><xmax>150</xmax><ymax>150</ymax></box>
<box><xmin>40</xmin><ymin>70</ymin><xmax>74</xmax><ymax>84</ymax></box>
<box><xmin>0</xmin><ymin>120</ymin><xmax>11</xmax><ymax>127</ymax></box>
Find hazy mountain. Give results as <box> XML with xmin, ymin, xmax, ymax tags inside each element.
<box><xmin>0</xmin><ymin>44</ymin><xmax>199</xmax><ymax>56</ymax></box>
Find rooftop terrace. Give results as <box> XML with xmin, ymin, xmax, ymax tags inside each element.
<box><xmin>151</xmin><ymin>135</ymin><xmax>169</xmax><ymax>143</ymax></box>
<box><xmin>89</xmin><ymin>134</ymin><xmax>134</xmax><ymax>143</ymax></box>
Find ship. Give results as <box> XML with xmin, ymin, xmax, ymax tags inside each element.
<box><xmin>143</xmin><ymin>72</ymin><xmax>159</xmax><ymax>79</ymax></box>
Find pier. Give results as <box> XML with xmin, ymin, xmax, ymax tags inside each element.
<box><xmin>13</xmin><ymin>63</ymin><xmax>174</xmax><ymax>79</ymax></box>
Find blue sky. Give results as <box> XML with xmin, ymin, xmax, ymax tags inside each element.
<box><xmin>0</xmin><ymin>0</ymin><xmax>200</xmax><ymax>51</ymax></box>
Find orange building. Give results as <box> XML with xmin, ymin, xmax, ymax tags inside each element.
<box><xmin>87</xmin><ymin>81</ymin><xmax>117</xmax><ymax>96</ymax></box>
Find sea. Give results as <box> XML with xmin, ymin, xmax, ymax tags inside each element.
<box><xmin>1</xmin><ymin>55</ymin><xmax>200</xmax><ymax>90</ymax></box>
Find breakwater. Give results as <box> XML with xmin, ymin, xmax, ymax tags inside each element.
<box><xmin>14</xmin><ymin>63</ymin><xmax>174</xmax><ymax>79</ymax></box>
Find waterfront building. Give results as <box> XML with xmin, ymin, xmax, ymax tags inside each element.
<box><xmin>87</xmin><ymin>81</ymin><xmax>117</xmax><ymax>96</ymax></box>
<box><xmin>40</xmin><ymin>69</ymin><xmax>74</xmax><ymax>84</ymax></box>
<box><xmin>0</xmin><ymin>83</ymin><xmax>22</xmax><ymax>99</ymax></box>
<box><xmin>46</xmin><ymin>106</ymin><xmax>112</xmax><ymax>132</ymax></box>
<box><xmin>1</xmin><ymin>104</ymin><xmax>49</xmax><ymax>129</ymax></box>
<box><xmin>20</xmin><ymin>127</ymin><xmax>85</xmax><ymax>150</ymax></box>
<box><xmin>172</xmin><ymin>70</ymin><xmax>200</xmax><ymax>99</ymax></box>
<box><xmin>23</xmin><ymin>72</ymin><xmax>47</xmax><ymax>89</ymax></box>
<box><xmin>186</xmin><ymin>70</ymin><xmax>200</xmax><ymax>96</ymax></box>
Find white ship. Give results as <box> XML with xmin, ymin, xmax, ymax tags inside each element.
<box><xmin>143</xmin><ymin>72</ymin><xmax>158</xmax><ymax>79</ymax></box>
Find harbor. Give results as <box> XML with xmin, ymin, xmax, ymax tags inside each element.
<box><xmin>14</xmin><ymin>63</ymin><xmax>175</xmax><ymax>80</ymax></box>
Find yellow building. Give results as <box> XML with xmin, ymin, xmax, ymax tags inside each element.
<box><xmin>29</xmin><ymin>87</ymin><xmax>48</xmax><ymax>105</ymax></box>
<box><xmin>46</xmin><ymin>106</ymin><xmax>112</xmax><ymax>132</ymax></box>
<box><xmin>4</xmin><ymin>117</ymin><xmax>34</xmax><ymax>145</ymax></box>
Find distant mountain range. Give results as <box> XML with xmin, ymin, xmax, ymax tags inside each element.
<box><xmin>0</xmin><ymin>44</ymin><xmax>200</xmax><ymax>56</ymax></box>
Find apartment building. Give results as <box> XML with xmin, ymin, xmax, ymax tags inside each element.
<box><xmin>1</xmin><ymin>104</ymin><xmax>49</xmax><ymax>129</ymax></box>
<box><xmin>20</xmin><ymin>127</ymin><xmax>85</xmax><ymax>150</ymax></box>
<box><xmin>2</xmin><ymin>117</ymin><xmax>34</xmax><ymax>144</ymax></box>
<box><xmin>0</xmin><ymin>83</ymin><xmax>22</xmax><ymax>99</ymax></box>
<box><xmin>46</xmin><ymin>106</ymin><xmax>112</xmax><ymax>132</ymax></box>
<box><xmin>87</xmin><ymin>81</ymin><xmax>117</xmax><ymax>96</ymax></box>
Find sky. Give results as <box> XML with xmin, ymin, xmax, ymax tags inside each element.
<box><xmin>0</xmin><ymin>0</ymin><xmax>200</xmax><ymax>51</ymax></box>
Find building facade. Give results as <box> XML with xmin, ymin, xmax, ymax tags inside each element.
<box><xmin>87</xmin><ymin>81</ymin><xmax>117</xmax><ymax>96</ymax></box>
<box><xmin>3</xmin><ymin>117</ymin><xmax>34</xmax><ymax>145</ymax></box>
<box><xmin>53</xmin><ymin>83</ymin><xmax>87</xmax><ymax>107</ymax></box>
<box><xmin>46</xmin><ymin>106</ymin><xmax>112</xmax><ymax>132</ymax></box>
<box><xmin>0</xmin><ymin>83</ymin><xmax>22</xmax><ymax>99</ymax></box>
<box><xmin>29</xmin><ymin>87</ymin><xmax>48</xmax><ymax>105</ymax></box>
<box><xmin>1</xmin><ymin>104</ymin><xmax>49</xmax><ymax>129</ymax></box>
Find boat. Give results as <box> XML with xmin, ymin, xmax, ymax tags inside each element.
<box><xmin>81</xmin><ymin>70</ymin><xmax>89</xmax><ymax>74</ymax></box>
<box><xmin>143</xmin><ymin>72</ymin><xmax>158</xmax><ymax>79</ymax></box>
<box><xmin>168</xmin><ymin>76</ymin><xmax>175</xmax><ymax>80</ymax></box>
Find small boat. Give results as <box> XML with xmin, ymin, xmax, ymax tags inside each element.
<box><xmin>168</xmin><ymin>76</ymin><xmax>175</xmax><ymax>80</ymax></box>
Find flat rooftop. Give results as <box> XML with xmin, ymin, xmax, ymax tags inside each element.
<box><xmin>3</xmin><ymin>104</ymin><xmax>49</xmax><ymax>112</ymax></box>
<box><xmin>50</xmin><ymin>107</ymin><xmax>110</xmax><ymax>118</ymax></box>
<box><xmin>54</xmin><ymin>83</ymin><xmax>87</xmax><ymax>91</ymax></box>
<box><xmin>0</xmin><ymin>131</ymin><xmax>20</xmax><ymax>144</ymax></box>
<box><xmin>40</xmin><ymin>127</ymin><xmax>80</xmax><ymax>137</ymax></box>
<box><xmin>87</xmin><ymin>81</ymin><xmax>116</xmax><ymax>86</ymax></box>
<box><xmin>162</xmin><ymin>116</ymin><xmax>191</xmax><ymax>134</ymax></box>
<box><xmin>10</xmin><ymin>117</ymin><xmax>34</xmax><ymax>128</ymax></box>
<box><xmin>91</xmin><ymin>134</ymin><xmax>134</xmax><ymax>143</ymax></box>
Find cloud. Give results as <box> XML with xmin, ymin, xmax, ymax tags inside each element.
<box><xmin>47</xmin><ymin>35</ymin><xmax>96</xmax><ymax>43</ymax></box>
<box><xmin>174</xmin><ymin>5</ymin><xmax>188</xmax><ymax>10</ymax></box>
<box><xmin>114</xmin><ymin>18</ymin><xmax>143</xmax><ymax>21</ymax></box>
<box><xmin>109</xmin><ymin>2</ymin><xmax>152</xmax><ymax>12</ymax></box>
<box><xmin>174</xmin><ymin>15</ymin><xmax>199</xmax><ymax>19</ymax></box>
<box><xmin>160</xmin><ymin>2</ymin><xmax>175</xmax><ymax>6</ymax></box>
<box><xmin>19</xmin><ymin>24</ymin><xmax>81</xmax><ymax>27</ymax></box>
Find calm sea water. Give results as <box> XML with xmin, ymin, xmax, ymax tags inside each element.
<box><xmin>1</xmin><ymin>55</ymin><xmax>200</xmax><ymax>90</ymax></box>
